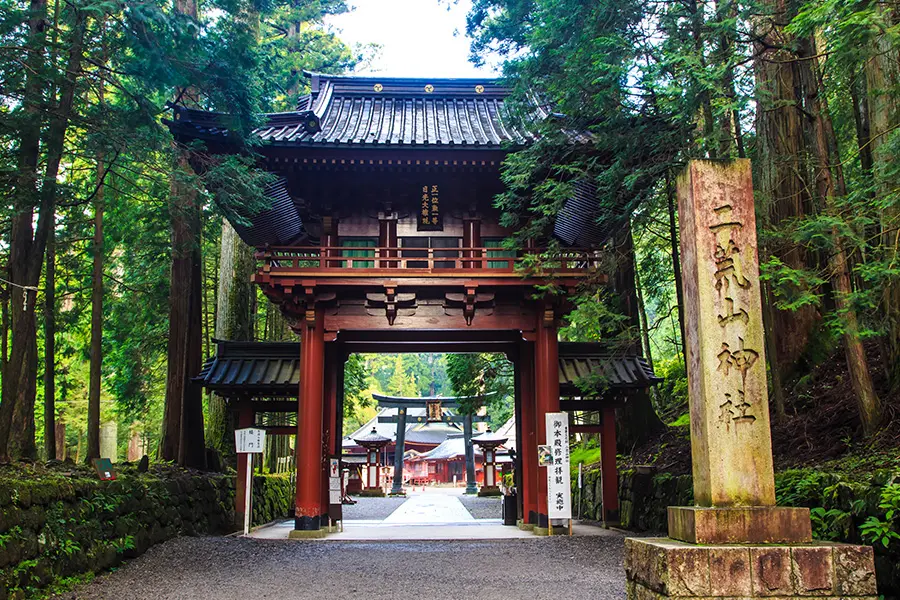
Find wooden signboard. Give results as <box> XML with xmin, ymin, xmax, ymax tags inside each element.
<box><xmin>417</xmin><ymin>184</ymin><xmax>442</xmax><ymax>231</ymax></box>
<box><xmin>426</xmin><ymin>399</ymin><xmax>443</xmax><ymax>422</ymax></box>
<box><xmin>92</xmin><ymin>458</ymin><xmax>116</xmax><ymax>481</ymax></box>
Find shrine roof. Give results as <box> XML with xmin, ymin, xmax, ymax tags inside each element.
<box><xmin>558</xmin><ymin>342</ymin><xmax>661</xmax><ymax>396</ymax></box>
<box><xmin>341</xmin><ymin>407</ymin><xmax>463</xmax><ymax>448</ymax></box>
<box><xmin>196</xmin><ymin>340</ymin><xmax>660</xmax><ymax>400</ymax></box>
<box><xmin>167</xmin><ymin>73</ymin><xmax>557</xmax><ymax>150</ymax></box>
<box><xmin>417</xmin><ymin>437</ymin><xmax>483</xmax><ymax>462</ymax></box>
<box><xmin>194</xmin><ymin>340</ymin><xmax>299</xmax><ymax>396</ymax></box>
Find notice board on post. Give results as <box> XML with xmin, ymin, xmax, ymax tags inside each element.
<box><xmin>545</xmin><ymin>412</ymin><xmax>572</xmax><ymax>520</ymax></box>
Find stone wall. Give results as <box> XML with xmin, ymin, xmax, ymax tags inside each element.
<box><xmin>575</xmin><ymin>466</ymin><xmax>899</xmax><ymax>597</ymax></box>
<box><xmin>0</xmin><ymin>468</ymin><xmax>291</xmax><ymax>600</ymax></box>
<box><xmin>251</xmin><ymin>473</ymin><xmax>294</xmax><ymax>526</ymax></box>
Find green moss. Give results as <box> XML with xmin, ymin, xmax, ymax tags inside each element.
<box><xmin>0</xmin><ymin>465</ymin><xmax>240</xmax><ymax>598</ymax></box>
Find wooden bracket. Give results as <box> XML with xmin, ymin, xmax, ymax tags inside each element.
<box><xmin>464</xmin><ymin>285</ymin><xmax>477</xmax><ymax>326</ymax></box>
<box><xmin>384</xmin><ymin>285</ymin><xmax>397</xmax><ymax>326</ymax></box>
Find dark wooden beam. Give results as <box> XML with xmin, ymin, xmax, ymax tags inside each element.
<box><xmin>571</xmin><ymin>424</ymin><xmax>604</xmax><ymax>434</ymax></box>
<box><xmin>250</xmin><ymin>400</ymin><xmax>297</xmax><ymax>413</ymax></box>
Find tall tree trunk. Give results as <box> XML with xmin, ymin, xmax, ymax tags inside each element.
<box><xmin>687</xmin><ymin>0</ymin><xmax>717</xmax><ymax>158</ymax></box>
<box><xmin>762</xmin><ymin>280</ymin><xmax>787</xmax><ymax>422</ymax></box>
<box><xmin>161</xmin><ymin>150</ymin><xmax>207</xmax><ymax>468</ymax></box>
<box><xmin>713</xmin><ymin>0</ymin><xmax>741</xmax><ymax>157</ymax></box>
<box><xmin>634</xmin><ymin>264</ymin><xmax>654</xmax><ymax>374</ymax></box>
<box><xmin>865</xmin><ymin>2</ymin><xmax>900</xmax><ymax>386</ymax></box>
<box><xmin>614</xmin><ymin>225</ymin><xmax>665</xmax><ymax>447</ymax></box>
<box><xmin>161</xmin><ymin>0</ymin><xmax>206</xmax><ymax>469</ymax></box>
<box><xmin>2</xmin><ymin>3</ymin><xmax>85</xmax><ymax>461</ymax></box>
<box><xmin>752</xmin><ymin>0</ymin><xmax>818</xmax><ymax>378</ymax></box>
<box><xmin>665</xmin><ymin>171</ymin><xmax>686</xmax><ymax>363</ymax></box>
<box><xmin>206</xmin><ymin>221</ymin><xmax>254</xmax><ymax>462</ymax></box>
<box><xmin>802</xmin><ymin>35</ymin><xmax>884</xmax><ymax>436</ymax></box>
<box><xmin>0</xmin><ymin>0</ymin><xmax>47</xmax><ymax>462</ymax></box>
<box><xmin>41</xmin><ymin>0</ymin><xmax>62</xmax><ymax>463</ymax></box>
<box><xmin>87</xmin><ymin>152</ymin><xmax>105</xmax><ymax>462</ymax></box>
<box><xmin>44</xmin><ymin>226</ymin><xmax>56</xmax><ymax>460</ymax></box>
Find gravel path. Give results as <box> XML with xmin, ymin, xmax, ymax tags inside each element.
<box><xmin>53</xmin><ymin>535</ymin><xmax>627</xmax><ymax>600</ymax></box>
<box><xmin>341</xmin><ymin>496</ymin><xmax>407</xmax><ymax>520</ymax></box>
<box><xmin>457</xmin><ymin>494</ymin><xmax>502</xmax><ymax>519</ymax></box>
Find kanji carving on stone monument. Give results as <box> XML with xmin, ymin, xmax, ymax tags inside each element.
<box><xmin>717</xmin><ymin>297</ymin><xmax>749</xmax><ymax>327</ymax></box>
<box><xmin>715</xmin><ymin>337</ymin><xmax>759</xmax><ymax>378</ymax></box>
<box><xmin>677</xmin><ymin>160</ymin><xmax>776</xmax><ymax>507</ymax></box>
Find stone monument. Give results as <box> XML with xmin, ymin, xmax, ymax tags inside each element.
<box><xmin>625</xmin><ymin>160</ymin><xmax>878</xmax><ymax>600</ymax></box>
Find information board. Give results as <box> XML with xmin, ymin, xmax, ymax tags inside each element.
<box><xmin>235</xmin><ymin>428</ymin><xmax>265</xmax><ymax>454</ymax></box>
<box><xmin>545</xmin><ymin>412</ymin><xmax>572</xmax><ymax>520</ymax></box>
<box><xmin>328</xmin><ymin>458</ymin><xmax>342</xmax><ymax>506</ymax></box>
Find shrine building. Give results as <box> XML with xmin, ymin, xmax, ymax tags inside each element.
<box><xmin>175</xmin><ymin>73</ymin><xmax>660</xmax><ymax>536</ymax></box>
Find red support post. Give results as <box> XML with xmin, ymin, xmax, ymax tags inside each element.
<box><xmin>321</xmin><ymin>344</ymin><xmax>338</xmax><ymax>521</ymax></box>
<box><xmin>519</xmin><ymin>343</ymin><xmax>538</xmax><ymax>524</ymax></box>
<box><xmin>234</xmin><ymin>400</ymin><xmax>254</xmax><ymax>529</ymax></box>
<box><xmin>601</xmin><ymin>406</ymin><xmax>620</xmax><ymax>524</ymax></box>
<box><xmin>295</xmin><ymin>309</ymin><xmax>325</xmax><ymax>532</ymax></box>
<box><xmin>534</xmin><ymin>304</ymin><xmax>560</xmax><ymax>529</ymax></box>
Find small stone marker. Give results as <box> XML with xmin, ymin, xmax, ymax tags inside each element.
<box><xmin>624</xmin><ymin>161</ymin><xmax>878</xmax><ymax>600</ymax></box>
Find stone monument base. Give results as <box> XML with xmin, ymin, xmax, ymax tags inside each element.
<box><xmin>625</xmin><ymin>538</ymin><xmax>877</xmax><ymax>600</ymax></box>
<box><xmin>477</xmin><ymin>486</ymin><xmax>502</xmax><ymax>497</ymax></box>
<box><xmin>357</xmin><ymin>489</ymin><xmax>386</xmax><ymax>497</ymax></box>
<box><xmin>668</xmin><ymin>506</ymin><xmax>812</xmax><ymax>544</ymax></box>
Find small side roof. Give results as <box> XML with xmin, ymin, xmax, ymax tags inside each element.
<box><xmin>196</xmin><ymin>340</ymin><xmax>660</xmax><ymax>399</ymax></box>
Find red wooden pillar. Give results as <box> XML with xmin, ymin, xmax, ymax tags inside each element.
<box><xmin>234</xmin><ymin>400</ymin><xmax>254</xmax><ymax>529</ymax></box>
<box><xmin>534</xmin><ymin>304</ymin><xmax>560</xmax><ymax>529</ymax></box>
<box><xmin>601</xmin><ymin>406</ymin><xmax>620</xmax><ymax>524</ymax></box>
<box><xmin>320</xmin><ymin>343</ymin><xmax>339</xmax><ymax>520</ymax></box>
<box><xmin>519</xmin><ymin>343</ymin><xmax>538</xmax><ymax>524</ymax></box>
<box><xmin>295</xmin><ymin>309</ymin><xmax>325</xmax><ymax>532</ymax></box>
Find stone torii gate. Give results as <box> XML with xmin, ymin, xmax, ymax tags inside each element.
<box><xmin>373</xmin><ymin>392</ymin><xmax>491</xmax><ymax>495</ymax></box>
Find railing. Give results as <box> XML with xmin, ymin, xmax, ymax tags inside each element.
<box><xmin>256</xmin><ymin>246</ymin><xmax>604</xmax><ymax>275</ymax></box>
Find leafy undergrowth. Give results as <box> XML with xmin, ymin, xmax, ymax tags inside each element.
<box><xmin>569</xmin><ymin>446</ymin><xmax>601</xmax><ymax>472</ymax></box>
<box><xmin>625</xmin><ymin>342</ymin><xmax>900</xmax><ymax>476</ymax></box>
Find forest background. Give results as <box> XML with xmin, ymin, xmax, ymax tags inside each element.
<box><xmin>0</xmin><ymin>0</ymin><xmax>897</xmax><ymax>476</ymax></box>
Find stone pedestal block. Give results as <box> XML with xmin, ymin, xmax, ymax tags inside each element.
<box><xmin>668</xmin><ymin>506</ymin><xmax>812</xmax><ymax>544</ymax></box>
<box><xmin>625</xmin><ymin>538</ymin><xmax>878</xmax><ymax>600</ymax></box>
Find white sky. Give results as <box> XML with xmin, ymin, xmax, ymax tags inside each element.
<box><xmin>326</xmin><ymin>0</ymin><xmax>500</xmax><ymax>78</ymax></box>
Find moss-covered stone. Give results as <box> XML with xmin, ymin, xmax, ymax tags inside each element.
<box><xmin>0</xmin><ymin>466</ymin><xmax>287</xmax><ymax>598</ymax></box>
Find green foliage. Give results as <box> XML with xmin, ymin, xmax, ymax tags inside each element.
<box><xmin>0</xmin><ymin>0</ymin><xmax>362</xmax><ymax>460</ymax></box>
<box><xmin>654</xmin><ymin>358</ymin><xmax>688</xmax><ymax>422</ymax></box>
<box><xmin>668</xmin><ymin>413</ymin><xmax>690</xmax><ymax>428</ymax></box>
<box><xmin>446</xmin><ymin>353</ymin><xmax>514</xmax><ymax>425</ymax></box>
<box><xmin>860</xmin><ymin>483</ymin><xmax>900</xmax><ymax>549</ymax></box>
<box><xmin>569</xmin><ymin>446</ymin><xmax>601</xmax><ymax>471</ymax></box>
<box><xmin>810</xmin><ymin>507</ymin><xmax>853</xmax><ymax>541</ymax></box>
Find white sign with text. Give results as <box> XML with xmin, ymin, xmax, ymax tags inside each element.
<box><xmin>545</xmin><ymin>412</ymin><xmax>572</xmax><ymax>520</ymax></box>
<box><xmin>235</xmin><ymin>428</ymin><xmax>265</xmax><ymax>454</ymax></box>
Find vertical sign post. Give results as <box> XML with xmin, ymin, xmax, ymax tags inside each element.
<box><xmin>545</xmin><ymin>412</ymin><xmax>572</xmax><ymax>534</ymax></box>
<box><xmin>328</xmin><ymin>458</ymin><xmax>342</xmax><ymax>532</ymax></box>
<box><xmin>235</xmin><ymin>427</ymin><xmax>265</xmax><ymax>536</ymax></box>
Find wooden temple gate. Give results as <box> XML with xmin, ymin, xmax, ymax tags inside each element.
<box><xmin>177</xmin><ymin>73</ymin><xmax>660</xmax><ymax>536</ymax></box>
